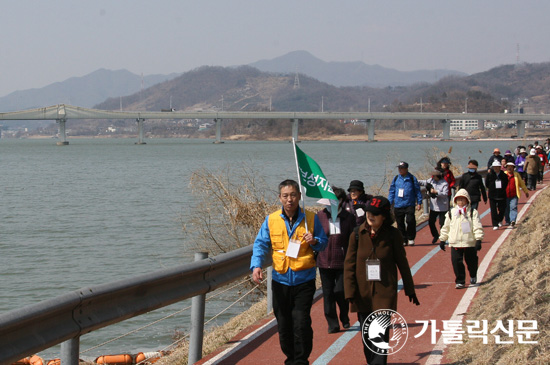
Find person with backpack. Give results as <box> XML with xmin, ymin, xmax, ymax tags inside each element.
<box><xmin>342</xmin><ymin>180</ymin><xmax>372</xmax><ymax>227</ymax></box>
<box><xmin>388</xmin><ymin>161</ymin><xmax>422</xmax><ymax>246</ymax></box>
<box><xmin>504</xmin><ymin>162</ymin><xmax>529</xmax><ymax>227</ymax></box>
<box><xmin>437</xmin><ymin>157</ymin><xmax>455</xmax><ymax>205</ymax></box>
<box><xmin>524</xmin><ymin>148</ymin><xmax>542</xmax><ymax>190</ymax></box>
<box><xmin>418</xmin><ymin>169</ymin><xmax>449</xmax><ymax>244</ymax></box>
<box><xmin>439</xmin><ymin>189</ymin><xmax>484</xmax><ymax>289</ymax></box>
<box><xmin>458</xmin><ymin>160</ymin><xmax>487</xmax><ymax>211</ymax></box>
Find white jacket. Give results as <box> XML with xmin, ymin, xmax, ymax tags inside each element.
<box><xmin>439</xmin><ymin>206</ymin><xmax>484</xmax><ymax>247</ymax></box>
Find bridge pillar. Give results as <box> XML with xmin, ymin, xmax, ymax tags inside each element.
<box><xmin>366</xmin><ymin>119</ymin><xmax>377</xmax><ymax>142</ymax></box>
<box><xmin>135</xmin><ymin>118</ymin><xmax>146</xmax><ymax>145</ymax></box>
<box><xmin>56</xmin><ymin>119</ymin><xmax>69</xmax><ymax>145</ymax></box>
<box><xmin>292</xmin><ymin>119</ymin><xmax>300</xmax><ymax>142</ymax></box>
<box><xmin>516</xmin><ymin>120</ymin><xmax>526</xmax><ymax>139</ymax></box>
<box><xmin>213</xmin><ymin>118</ymin><xmax>224</xmax><ymax>144</ymax></box>
<box><xmin>440</xmin><ymin>119</ymin><xmax>451</xmax><ymax>140</ymax></box>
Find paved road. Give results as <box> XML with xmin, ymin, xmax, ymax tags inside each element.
<box><xmin>198</xmin><ymin>175</ymin><xmax>547</xmax><ymax>365</ymax></box>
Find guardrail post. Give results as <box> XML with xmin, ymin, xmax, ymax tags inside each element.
<box><xmin>60</xmin><ymin>337</ymin><xmax>79</xmax><ymax>365</ymax></box>
<box><xmin>266</xmin><ymin>266</ymin><xmax>273</xmax><ymax>314</ymax></box>
<box><xmin>188</xmin><ymin>252</ymin><xmax>208</xmax><ymax>365</ymax></box>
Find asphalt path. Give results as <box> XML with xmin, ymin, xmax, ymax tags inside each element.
<box><xmin>198</xmin><ymin>173</ymin><xmax>547</xmax><ymax>365</ymax></box>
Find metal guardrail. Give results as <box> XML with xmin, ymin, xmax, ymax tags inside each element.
<box><xmin>0</xmin><ymin>245</ymin><xmax>259</xmax><ymax>365</ymax></box>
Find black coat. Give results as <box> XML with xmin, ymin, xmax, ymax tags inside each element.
<box><xmin>485</xmin><ymin>170</ymin><xmax>508</xmax><ymax>200</ymax></box>
<box><xmin>458</xmin><ymin>171</ymin><xmax>487</xmax><ymax>203</ymax></box>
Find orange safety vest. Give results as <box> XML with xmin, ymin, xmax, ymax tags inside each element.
<box><xmin>268</xmin><ymin>209</ymin><xmax>316</xmax><ymax>274</ymax></box>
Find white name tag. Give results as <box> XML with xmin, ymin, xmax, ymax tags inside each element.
<box><xmin>495</xmin><ymin>180</ymin><xmax>502</xmax><ymax>189</ymax></box>
<box><xmin>366</xmin><ymin>259</ymin><xmax>381</xmax><ymax>281</ymax></box>
<box><xmin>355</xmin><ymin>208</ymin><xmax>365</xmax><ymax>217</ymax></box>
<box><xmin>329</xmin><ymin>219</ymin><xmax>341</xmax><ymax>234</ymax></box>
<box><xmin>286</xmin><ymin>239</ymin><xmax>301</xmax><ymax>259</ymax></box>
<box><xmin>461</xmin><ymin>220</ymin><xmax>471</xmax><ymax>233</ymax></box>
<box><xmin>398</xmin><ymin>188</ymin><xmax>405</xmax><ymax>198</ymax></box>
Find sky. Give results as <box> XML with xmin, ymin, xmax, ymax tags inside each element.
<box><xmin>1</xmin><ymin>0</ymin><xmax>550</xmax><ymax>97</ymax></box>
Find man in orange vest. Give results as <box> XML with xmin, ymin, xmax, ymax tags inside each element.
<box><xmin>251</xmin><ymin>179</ymin><xmax>328</xmax><ymax>365</ymax></box>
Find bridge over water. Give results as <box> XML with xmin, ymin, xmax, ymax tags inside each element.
<box><xmin>1</xmin><ymin>104</ymin><xmax>546</xmax><ymax>145</ymax></box>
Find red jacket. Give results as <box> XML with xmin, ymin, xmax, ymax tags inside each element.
<box><xmin>443</xmin><ymin>169</ymin><xmax>456</xmax><ymax>195</ymax></box>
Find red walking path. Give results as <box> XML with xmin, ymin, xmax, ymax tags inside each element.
<box><xmin>197</xmin><ymin>175</ymin><xmax>547</xmax><ymax>365</ymax></box>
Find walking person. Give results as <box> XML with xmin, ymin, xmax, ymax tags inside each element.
<box><xmin>535</xmin><ymin>145</ymin><xmax>548</xmax><ymax>183</ymax></box>
<box><xmin>418</xmin><ymin>169</ymin><xmax>449</xmax><ymax>244</ymax></box>
<box><xmin>485</xmin><ymin>160</ymin><xmax>508</xmax><ymax>230</ymax></box>
<box><xmin>515</xmin><ymin>148</ymin><xmax>528</xmax><ymax>182</ymax></box>
<box><xmin>388</xmin><ymin>161</ymin><xmax>422</xmax><ymax>246</ymax></box>
<box><xmin>437</xmin><ymin>157</ymin><xmax>456</xmax><ymax>205</ymax></box>
<box><xmin>439</xmin><ymin>189</ymin><xmax>484</xmax><ymax>288</ymax></box>
<box><xmin>344</xmin><ymin>196</ymin><xmax>419</xmax><ymax>365</ymax></box>
<box><xmin>487</xmin><ymin>148</ymin><xmax>503</xmax><ymax>172</ymax></box>
<box><xmin>504</xmin><ymin>162</ymin><xmax>529</xmax><ymax>227</ymax></box>
<box><xmin>316</xmin><ymin>187</ymin><xmax>355</xmax><ymax>334</ymax></box>
<box><xmin>250</xmin><ymin>179</ymin><xmax>328</xmax><ymax>365</ymax></box>
<box><xmin>342</xmin><ymin>180</ymin><xmax>372</xmax><ymax>227</ymax></box>
<box><xmin>524</xmin><ymin>149</ymin><xmax>541</xmax><ymax>191</ymax></box>
<box><xmin>457</xmin><ymin>160</ymin><xmax>487</xmax><ymax>211</ymax></box>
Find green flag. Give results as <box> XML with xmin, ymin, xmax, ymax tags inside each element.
<box><xmin>294</xmin><ymin>143</ymin><xmax>337</xmax><ymax>200</ymax></box>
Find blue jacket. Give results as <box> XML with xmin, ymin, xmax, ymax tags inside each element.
<box><xmin>388</xmin><ymin>173</ymin><xmax>422</xmax><ymax>208</ymax></box>
<box><xmin>250</xmin><ymin>207</ymin><xmax>327</xmax><ymax>286</ymax></box>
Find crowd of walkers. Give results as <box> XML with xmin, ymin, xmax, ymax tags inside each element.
<box><xmin>250</xmin><ymin>139</ymin><xmax>549</xmax><ymax>364</ymax></box>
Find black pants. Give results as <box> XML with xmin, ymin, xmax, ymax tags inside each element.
<box><xmin>451</xmin><ymin>247</ymin><xmax>478</xmax><ymax>284</ymax></box>
<box><xmin>319</xmin><ymin>268</ymin><xmax>349</xmax><ymax>331</ymax></box>
<box><xmin>272</xmin><ymin>279</ymin><xmax>316</xmax><ymax>365</ymax></box>
<box><xmin>358</xmin><ymin>312</ymin><xmax>389</xmax><ymax>365</ymax></box>
<box><xmin>428</xmin><ymin>210</ymin><xmax>446</xmax><ymax>239</ymax></box>
<box><xmin>527</xmin><ymin>174</ymin><xmax>537</xmax><ymax>190</ymax></box>
<box><xmin>489</xmin><ymin>198</ymin><xmax>506</xmax><ymax>227</ymax></box>
<box><xmin>394</xmin><ymin>206</ymin><xmax>416</xmax><ymax>242</ymax></box>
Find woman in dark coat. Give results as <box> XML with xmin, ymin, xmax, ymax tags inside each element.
<box><xmin>344</xmin><ymin>196</ymin><xmax>419</xmax><ymax>364</ymax></box>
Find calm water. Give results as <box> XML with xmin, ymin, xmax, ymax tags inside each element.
<box><xmin>0</xmin><ymin>137</ymin><xmax>524</xmax><ymax>359</ymax></box>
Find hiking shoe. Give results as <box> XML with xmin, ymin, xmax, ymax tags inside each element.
<box><xmin>408</xmin><ymin>240</ymin><xmax>415</xmax><ymax>246</ymax></box>
<box><xmin>470</xmin><ymin>277</ymin><xmax>477</xmax><ymax>285</ymax></box>
<box><xmin>432</xmin><ymin>237</ymin><xmax>438</xmax><ymax>244</ymax></box>
<box><xmin>455</xmin><ymin>283</ymin><xmax>465</xmax><ymax>289</ymax></box>
<box><xmin>493</xmin><ymin>226</ymin><xmax>499</xmax><ymax>230</ymax></box>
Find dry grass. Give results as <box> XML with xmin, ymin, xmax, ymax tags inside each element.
<box><xmin>446</xmin><ymin>188</ymin><xmax>550</xmax><ymax>364</ymax></box>
<box><xmin>155</xmin><ymin>297</ymin><xmax>269</xmax><ymax>365</ymax></box>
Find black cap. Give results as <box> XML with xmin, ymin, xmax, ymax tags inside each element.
<box><xmin>347</xmin><ymin>180</ymin><xmax>365</xmax><ymax>192</ymax></box>
<box><xmin>365</xmin><ymin>196</ymin><xmax>391</xmax><ymax>215</ymax></box>
<box><xmin>397</xmin><ymin>161</ymin><xmax>409</xmax><ymax>169</ymax></box>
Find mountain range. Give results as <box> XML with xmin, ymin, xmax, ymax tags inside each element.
<box><xmin>0</xmin><ymin>51</ymin><xmax>465</xmax><ymax>113</ymax></box>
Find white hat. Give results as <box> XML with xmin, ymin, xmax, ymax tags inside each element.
<box><xmin>491</xmin><ymin>160</ymin><xmax>502</xmax><ymax>167</ymax></box>
<box><xmin>530</xmin><ymin>149</ymin><xmax>536</xmax><ymax>155</ymax></box>
<box><xmin>506</xmin><ymin>162</ymin><xmax>515</xmax><ymax>167</ymax></box>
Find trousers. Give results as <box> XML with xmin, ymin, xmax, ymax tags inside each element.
<box><xmin>394</xmin><ymin>205</ymin><xmax>416</xmax><ymax>241</ymax></box>
<box><xmin>319</xmin><ymin>268</ymin><xmax>349</xmax><ymax>331</ymax></box>
<box><xmin>272</xmin><ymin>279</ymin><xmax>316</xmax><ymax>365</ymax></box>
<box><xmin>451</xmin><ymin>247</ymin><xmax>478</xmax><ymax>284</ymax></box>
<box><xmin>489</xmin><ymin>198</ymin><xmax>506</xmax><ymax>227</ymax></box>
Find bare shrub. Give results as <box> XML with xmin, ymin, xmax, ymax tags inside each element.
<box><xmin>183</xmin><ymin>163</ymin><xmax>278</xmax><ymax>255</ymax></box>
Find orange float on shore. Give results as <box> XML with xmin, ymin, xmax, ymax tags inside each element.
<box><xmin>94</xmin><ymin>354</ymin><xmax>133</xmax><ymax>365</ymax></box>
<box><xmin>135</xmin><ymin>352</ymin><xmax>162</xmax><ymax>364</ymax></box>
<box><xmin>12</xmin><ymin>355</ymin><xmax>44</xmax><ymax>365</ymax></box>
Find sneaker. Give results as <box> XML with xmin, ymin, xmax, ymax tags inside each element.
<box><xmin>470</xmin><ymin>277</ymin><xmax>477</xmax><ymax>285</ymax></box>
<box><xmin>498</xmin><ymin>223</ymin><xmax>502</xmax><ymax>227</ymax></box>
<box><xmin>403</xmin><ymin>241</ymin><xmax>408</xmax><ymax>246</ymax></box>
<box><xmin>432</xmin><ymin>237</ymin><xmax>438</xmax><ymax>244</ymax></box>
<box><xmin>408</xmin><ymin>240</ymin><xmax>415</xmax><ymax>246</ymax></box>
<box><xmin>511</xmin><ymin>221</ymin><xmax>516</xmax><ymax>227</ymax></box>
<box><xmin>455</xmin><ymin>283</ymin><xmax>465</xmax><ymax>289</ymax></box>
<box><xmin>493</xmin><ymin>226</ymin><xmax>498</xmax><ymax>230</ymax></box>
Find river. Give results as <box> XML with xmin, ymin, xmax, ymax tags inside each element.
<box><xmin>0</xmin><ymin>137</ymin><xmax>526</xmax><ymax>360</ymax></box>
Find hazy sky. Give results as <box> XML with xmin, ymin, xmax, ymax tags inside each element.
<box><xmin>1</xmin><ymin>0</ymin><xmax>549</xmax><ymax>97</ymax></box>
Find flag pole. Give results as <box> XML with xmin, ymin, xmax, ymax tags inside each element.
<box><xmin>292</xmin><ymin>138</ymin><xmax>309</xmax><ymax>232</ymax></box>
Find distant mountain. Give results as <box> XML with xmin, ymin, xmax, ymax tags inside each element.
<box><xmin>0</xmin><ymin>69</ymin><xmax>180</xmax><ymax>112</ymax></box>
<box><xmin>249</xmin><ymin>50</ymin><xmax>468</xmax><ymax>87</ymax></box>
